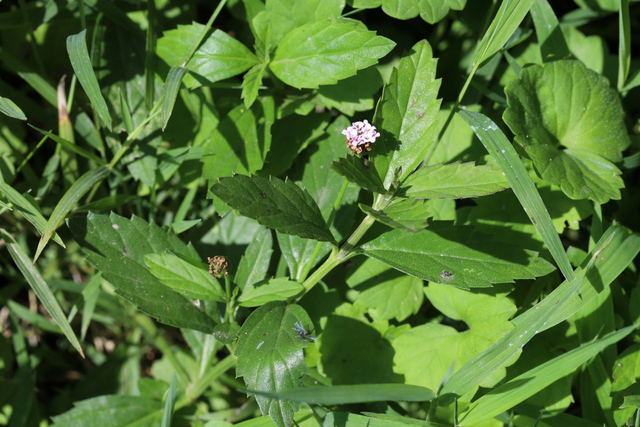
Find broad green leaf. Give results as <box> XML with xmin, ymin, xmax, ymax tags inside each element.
<box><xmin>236</xmin><ymin>302</ymin><xmax>314</xmax><ymax>427</ymax></box>
<box><xmin>50</xmin><ymin>395</ymin><xmax>162</xmax><ymax>426</ymax></box>
<box><xmin>331</xmin><ymin>155</ymin><xmax>386</xmax><ymax>194</ymax></box>
<box><xmin>157</xmin><ymin>23</ymin><xmax>260</xmax><ymax>88</ymax></box>
<box><xmin>0</xmin><ymin>95</ymin><xmax>26</xmax><ymax>120</ymax></box>
<box><xmin>0</xmin><ymin>183</ymin><xmax>64</xmax><ymax>247</ymax></box>
<box><xmin>257</xmin><ymin>383</ymin><xmax>435</xmax><ymax>404</ymax></box>
<box><xmin>393</xmin><ymin>283</ymin><xmax>517</xmax><ymax>393</ymax></box>
<box><xmin>371</xmin><ymin>40</ymin><xmax>441</xmax><ymax>189</ymax></box>
<box><xmin>461</xmin><ymin>325</ymin><xmax>637</xmax><ymax>425</ymax></box>
<box><xmin>1</xmin><ymin>230</ymin><xmax>83</xmax><ymax>357</ymax></box>
<box><xmin>348</xmin><ymin>258</ymin><xmax>424</xmax><ymax>321</ymax></box>
<box><xmin>68</xmin><ymin>213</ymin><xmax>217</xmax><ymax>333</ymax></box>
<box><xmin>402</xmin><ymin>161</ymin><xmax>509</xmax><ymax>199</ymax></box>
<box><xmin>381</xmin><ymin>0</ymin><xmax>467</xmax><ymax>24</ymax></box>
<box><xmin>238</xmin><ymin>277</ymin><xmax>304</xmax><ymax>307</ymax></box>
<box><xmin>210</xmin><ymin>174</ymin><xmax>335</xmax><ymax>242</ymax></box>
<box><xmin>276</xmin><ymin>117</ymin><xmax>360</xmax><ymax>280</ymax></box>
<box><xmin>67</xmin><ymin>30</ymin><xmax>112</xmax><ymax>131</ymax></box>
<box><xmin>144</xmin><ymin>253</ymin><xmax>225</xmax><ymax>301</ymax></box>
<box><xmin>361</xmin><ymin>223</ymin><xmax>555</xmax><ymax>289</ymax></box>
<box><xmin>270</xmin><ymin>19</ymin><xmax>395</xmax><ymax>89</ymax></box>
<box><xmin>242</xmin><ymin>63</ymin><xmax>267</xmax><ymax>109</ymax></box>
<box><xmin>235</xmin><ymin>227</ymin><xmax>273</xmax><ymax>290</ymax></box>
<box><xmin>612</xmin><ymin>344</ymin><xmax>640</xmax><ymax>393</ymax></box>
<box><xmin>34</xmin><ymin>165</ymin><xmax>111</xmax><ymax>263</ymax></box>
<box><xmin>161</xmin><ymin>66</ymin><xmax>187</xmax><ymax>131</ymax></box>
<box><xmin>472</xmin><ymin>0</ymin><xmax>535</xmax><ymax>68</ymax></box>
<box><xmin>360</xmin><ymin>199</ymin><xmax>432</xmax><ymax>232</ymax></box>
<box><xmin>460</xmin><ymin>110</ymin><xmax>576</xmax><ymax>284</ymax></box>
<box><xmin>314</xmin><ymin>67</ymin><xmax>384</xmax><ymax>116</ymax></box>
<box><xmin>160</xmin><ymin>375</ymin><xmax>177</xmax><ymax>427</ymax></box>
<box><xmin>503</xmin><ymin>60</ymin><xmax>631</xmax><ymax>203</ymax></box>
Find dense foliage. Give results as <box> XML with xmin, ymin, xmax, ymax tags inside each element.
<box><xmin>1</xmin><ymin>0</ymin><xmax>640</xmax><ymax>426</ymax></box>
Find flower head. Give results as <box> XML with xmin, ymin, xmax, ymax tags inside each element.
<box><xmin>342</xmin><ymin>120</ymin><xmax>380</xmax><ymax>155</ymax></box>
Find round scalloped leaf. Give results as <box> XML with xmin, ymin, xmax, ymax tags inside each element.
<box><xmin>503</xmin><ymin>59</ymin><xmax>630</xmax><ymax>203</ymax></box>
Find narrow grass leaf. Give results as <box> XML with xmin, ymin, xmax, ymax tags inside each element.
<box><xmin>459</xmin><ymin>109</ymin><xmax>574</xmax><ymax>283</ymax></box>
<box><xmin>618</xmin><ymin>0</ymin><xmax>631</xmax><ymax>90</ymax></box>
<box><xmin>30</xmin><ymin>125</ymin><xmax>105</xmax><ymax>165</ymax></box>
<box><xmin>7</xmin><ymin>300</ymin><xmax>62</xmax><ymax>334</ymax></box>
<box><xmin>160</xmin><ymin>375</ymin><xmax>178</xmax><ymax>427</ymax></box>
<box><xmin>254</xmin><ymin>384</ymin><xmax>435</xmax><ymax>405</ymax></box>
<box><xmin>0</xmin><ymin>183</ymin><xmax>65</xmax><ymax>247</ymax></box>
<box><xmin>80</xmin><ymin>273</ymin><xmax>102</xmax><ymax>341</ymax></box>
<box><xmin>66</xmin><ymin>30</ymin><xmax>112</xmax><ymax>130</ymax></box>
<box><xmin>530</xmin><ymin>0</ymin><xmax>571</xmax><ymax>60</ymax></box>
<box><xmin>34</xmin><ymin>165</ymin><xmax>110</xmax><ymax>263</ymax></box>
<box><xmin>0</xmin><ymin>96</ymin><xmax>26</xmax><ymax>120</ymax></box>
<box><xmin>461</xmin><ymin>325</ymin><xmax>637</xmax><ymax>425</ymax></box>
<box><xmin>161</xmin><ymin>66</ymin><xmax>187</xmax><ymax>131</ymax></box>
<box><xmin>473</xmin><ymin>0</ymin><xmax>535</xmax><ymax>68</ymax></box>
<box><xmin>2</xmin><ymin>230</ymin><xmax>83</xmax><ymax>357</ymax></box>
<box><xmin>118</xmin><ymin>88</ymin><xmax>134</xmax><ymax>135</ymax></box>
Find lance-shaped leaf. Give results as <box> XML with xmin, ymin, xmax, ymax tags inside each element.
<box><xmin>402</xmin><ymin>161</ymin><xmax>509</xmax><ymax>199</ymax></box>
<box><xmin>0</xmin><ymin>95</ymin><xmax>26</xmax><ymax>120</ymax></box>
<box><xmin>236</xmin><ymin>302</ymin><xmax>315</xmax><ymax>427</ymax></box>
<box><xmin>210</xmin><ymin>174</ymin><xmax>335</xmax><ymax>242</ymax></box>
<box><xmin>371</xmin><ymin>40</ymin><xmax>441</xmax><ymax>189</ymax></box>
<box><xmin>270</xmin><ymin>19</ymin><xmax>395</xmax><ymax>89</ymax></box>
<box><xmin>361</xmin><ymin>223</ymin><xmax>555</xmax><ymax>289</ymax></box>
<box><xmin>238</xmin><ymin>277</ymin><xmax>304</xmax><ymax>307</ymax></box>
<box><xmin>161</xmin><ymin>66</ymin><xmax>187</xmax><ymax>131</ymax></box>
<box><xmin>331</xmin><ymin>156</ymin><xmax>386</xmax><ymax>194</ymax></box>
<box><xmin>242</xmin><ymin>63</ymin><xmax>267</xmax><ymax>109</ymax></box>
<box><xmin>503</xmin><ymin>59</ymin><xmax>631</xmax><ymax>203</ymax></box>
<box><xmin>360</xmin><ymin>198</ymin><xmax>432</xmax><ymax>232</ymax></box>
<box><xmin>51</xmin><ymin>395</ymin><xmax>162</xmax><ymax>426</ymax></box>
<box><xmin>235</xmin><ymin>227</ymin><xmax>273</xmax><ymax>290</ymax></box>
<box><xmin>68</xmin><ymin>213</ymin><xmax>217</xmax><ymax>333</ymax></box>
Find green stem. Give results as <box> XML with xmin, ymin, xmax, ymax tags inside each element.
<box><xmin>175</xmin><ymin>353</ymin><xmax>236</xmax><ymax>410</ymax></box>
<box><xmin>181</xmin><ymin>0</ymin><xmax>228</xmax><ymax>67</ymax></box>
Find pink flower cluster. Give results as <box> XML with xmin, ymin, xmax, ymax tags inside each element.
<box><xmin>341</xmin><ymin>120</ymin><xmax>379</xmax><ymax>154</ymax></box>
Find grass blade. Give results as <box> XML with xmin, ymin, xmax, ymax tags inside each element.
<box><xmin>30</xmin><ymin>125</ymin><xmax>106</xmax><ymax>165</ymax></box>
<box><xmin>530</xmin><ymin>0</ymin><xmax>571</xmax><ymax>60</ymax></box>
<box><xmin>618</xmin><ymin>0</ymin><xmax>631</xmax><ymax>91</ymax></box>
<box><xmin>2</xmin><ymin>229</ymin><xmax>84</xmax><ymax>357</ymax></box>
<box><xmin>160</xmin><ymin>374</ymin><xmax>178</xmax><ymax>427</ymax></box>
<box><xmin>34</xmin><ymin>165</ymin><xmax>110</xmax><ymax>263</ymax></box>
<box><xmin>461</xmin><ymin>324</ymin><xmax>637</xmax><ymax>425</ymax></box>
<box><xmin>459</xmin><ymin>109</ymin><xmax>574</xmax><ymax>283</ymax></box>
<box><xmin>0</xmin><ymin>95</ymin><xmax>27</xmax><ymax>120</ymax></box>
<box><xmin>66</xmin><ymin>29</ymin><xmax>112</xmax><ymax>131</ymax></box>
<box><xmin>161</xmin><ymin>66</ymin><xmax>187</xmax><ymax>131</ymax></box>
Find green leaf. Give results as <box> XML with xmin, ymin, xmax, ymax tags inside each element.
<box><xmin>242</xmin><ymin>63</ymin><xmax>266</xmax><ymax>109</ymax></box>
<box><xmin>503</xmin><ymin>60</ymin><xmax>631</xmax><ymax>203</ymax></box>
<box><xmin>361</xmin><ymin>223</ymin><xmax>555</xmax><ymax>289</ymax></box>
<box><xmin>160</xmin><ymin>375</ymin><xmax>177</xmax><ymax>427</ymax></box>
<box><xmin>0</xmin><ymin>95</ymin><xmax>26</xmax><ymax>120</ymax></box>
<box><xmin>314</xmin><ymin>67</ymin><xmax>384</xmax><ymax>116</ymax></box>
<box><xmin>66</xmin><ymin>30</ymin><xmax>112</xmax><ymax>131</ymax></box>
<box><xmin>51</xmin><ymin>395</ymin><xmax>162</xmax><ymax>426</ymax></box>
<box><xmin>459</xmin><ymin>110</ymin><xmax>576</xmax><ymax>284</ymax></box>
<box><xmin>381</xmin><ymin>0</ymin><xmax>467</xmax><ymax>24</ymax></box>
<box><xmin>257</xmin><ymin>383</ymin><xmax>435</xmax><ymax>404</ymax></box>
<box><xmin>371</xmin><ymin>40</ymin><xmax>441</xmax><ymax>189</ymax></box>
<box><xmin>8</xmin><ymin>300</ymin><xmax>62</xmax><ymax>334</ymax></box>
<box><xmin>156</xmin><ymin>23</ymin><xmax>260</xmax><ymax>88</ymax></box>
<box><xmin>460</xmin><ymin>325</ymin><xmax>637</xmax><ymax>425</ymax></box>
<box><xmin>402</xmin><ymin>162</ymin><xmax>509</xmax><ymax>199</ymax></box>
<box><xmin>210</xmin><ymin>174</ymin><xmax>335</xmax><ymax>242</ymax></box>
<box><xmin>235</xmin><ymin>228</ymin><xmax>273</xmax><ymax>290</ymax></box>
<box><xmin>68</xmin><ymin>213</ymin><xmax>217</xmax><ymax>333</ymax></box>
<box><xmin>270</xmin><ymin>19</ymin><xmax>395</xmax><ymax>89</ymax></box>
<box><xmin>238</xmin><ymin>277</ymin><xmax>304</xmax><ymax>307</ymax></box>
<box><xmin>530</xmin><ymin>0</ymin><xmax>571</xmax><ymax>60</ymax></box>
<box><xmin>144</xmin><ymin>253</ymin><xmax>225</xmax><ymax>301</ymax></box>
<box><xmin>34</xmin><ymin>165</ymin><xmax>111</xmax><ymax>263</ymax></box>
<box><xmin>393</xmin><ymin>283</ymin><xmax>517</xmax><ymax>393</ymax></box>
<box><xmin>331</xmin><ymin>155</ymin><xmax>386</xmax><ymax>194</ymax></box>
<box><xmin>0</xmin><ymin>183</ymin><xmax>65</xmax><ymax>247</ymax></box>
<box><xmin>30</xmin><ymin>125</ymin><xmax>106</xmax><ymax>165</ymax></box>
<box><xmin>360</xmin><ymin>199</ymin><xmax>432</xmax><ymax>232</ymax></box>
<box><xmin>161</xmin><ymin>66</ymin><xmax>187</xmax><ymax>131</ymax></box>
<box><xmin>472</xmin><ymin>0</ymin><xmax>535</xmax><ymax>68</ymax></box>
<box><xmin>618</xmin><ymin>0</ymin><xmax>631</xmax><ymax>90</ymax></box>
<box><xmin>1</xmin><ymin>230</ymin><xmax>83</xmax><ymax>357</ymax></box>
<box><xmin>236</xmin><ymin>302</ymin><xmax>314</xmax><ymax>427</ymax></box>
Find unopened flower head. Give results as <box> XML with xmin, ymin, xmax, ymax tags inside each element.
<box><xmin>342</xmin><ymin>120</ymin><xmax>379</xmax><ymax>155</ymax></box>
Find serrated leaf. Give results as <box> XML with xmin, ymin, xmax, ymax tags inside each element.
<box><xmin>236</xmin><ymin>302</ymin><xmax>314</xmax><ymax>427</ymax></box>
<box><xmin>371</xmin><ymin>40</ymin><xmax>441</xmax><ymax>189</ymax></box>
<box><xmin>210</xmin><ymin>174</ymin><xmax>334</xmax><ymax>242</ymax></box>
<box><xmin>66</xmin><ymin>30</ymin><xmax>112</xmax><ymax>130</ymax></box>
<box><xmin>0</xmin><ymin>96</ymin><xmax>26</xmax><ymax>120</ymax></box>
<box><xmin>157</xmin><ymin>23</ymin><xmax>260</xmax><ymax>88</ymax></box>
<box><xmin>144</xmin><ymin>253</ymin><xmax>225</xmax><ymax>301</ymax></box>
<box><xmin>402</xmin><ymin>161</ymin><xmax>509</xmax><ymax>199</ymax></box>
<box><xmin>361</xmin><ymin>222</ymin><xmax>555</xmax><ymax>289</ymax></box>
<box><xmin>238</xmin><ymin>277</ymin><xmax>304</xmax><ymax>307</ymax></box>
<box><xmin>393</xmin><ymin>283</ymin><xmax>517</xmax><ymax>393</ymax></box>
<box><xmin>331</xmin><ymin>155</ymin><xmax>386</xmax><ymax>194</ymax></box>
<box><xmin>503</xmin><ymin>60</ymin><xmax>631</xmax><ymax>203</ymax></box>
<box><xmin>50</xmin><ymin>395</ymin><xmax>162</xmax><ymax>426</ymax></box>
<box><xmin>360</xmin><ymin>198</ymin><xmax>432</xmax><ymax>232</ymax></box>
<box><xmin>235</xmin><ymin>227</ymin><xmax>273</xmax><ymax>290</ymax></box>
<box><xmin>270</xmin><ymin>19</ymin><xmax>395</xmax><ymax>89</ymax></box>
<box><xmin>242</xmin><ymin>63</ymin><xmax>266</xmax><ymax>109</ymax></box>
<box><xmin>68</xmin><ymin>213</ymin><xmax>216</xmax><ymax>332</ymax></box>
